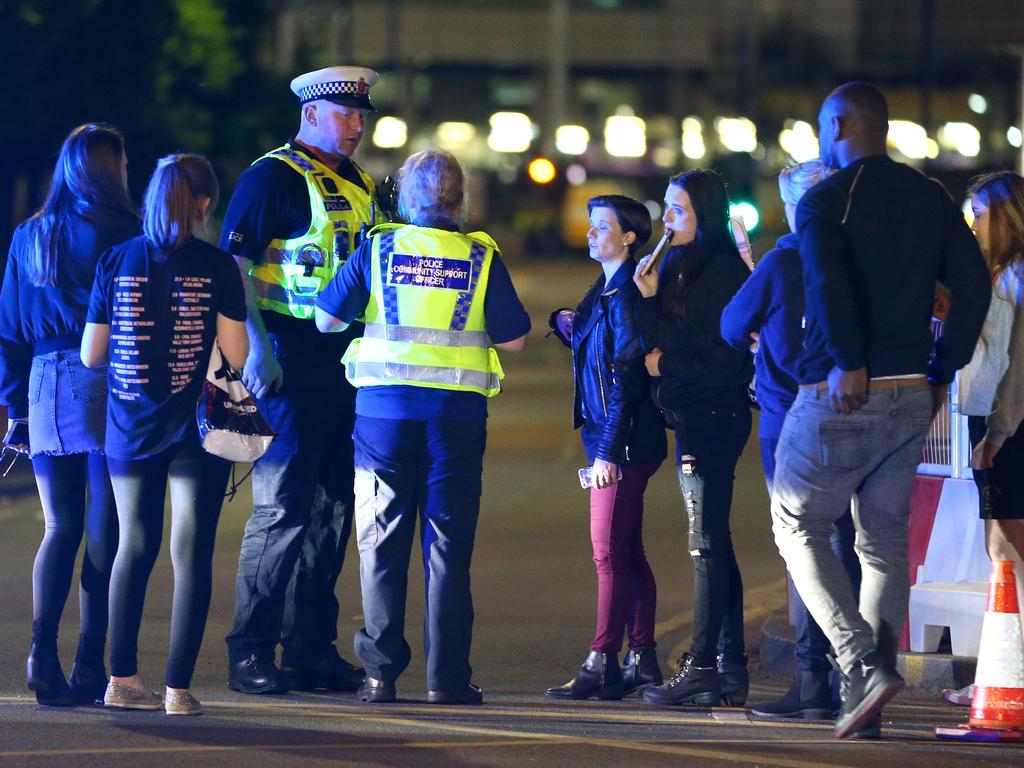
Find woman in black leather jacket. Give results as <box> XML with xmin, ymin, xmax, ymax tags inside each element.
<box><xmin>634</xmin><ymin>169</ymin><xmax>753</xmax><ymax>709</ymax></box>
<box><xmin>546</xmin><ymin>195</ymin><xmax>666</xmax><ymax>701</ymax></box>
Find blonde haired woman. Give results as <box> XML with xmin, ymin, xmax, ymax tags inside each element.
<box><xmin>955</xmin><ymin>172</ymin><xmax>1024</xmax><ymax>700</ymax></box>
<box><xmin>316</xmin><ymin>149</ymin><xmax>530</xmax><ymax>704</ymax></box>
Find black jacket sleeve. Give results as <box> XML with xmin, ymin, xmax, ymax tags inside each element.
<box><xmin>0</xmin><ymin>229</ymin><xmax>32</xmax><ymax>418</ymax></box>
<box><xmin>596</xmin><ymin>287</ymin><xmax>647</xmax><ymax>463</ymax></box>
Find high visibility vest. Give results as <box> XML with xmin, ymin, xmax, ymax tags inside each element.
<box><xmin>342</xmin><ymin>224</ymin><xmax>505</xmax><ymax>397</ymax></box>
<box><xmin>248</xmin><ymin>145</ymin><xmax>377</xmax><ymax>319</ymax></box>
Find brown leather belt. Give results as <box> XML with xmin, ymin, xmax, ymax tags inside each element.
<box><xmin>799</xmin><ymin>376</ymin><xmax>929</xmax><ymax>394</ymax></box>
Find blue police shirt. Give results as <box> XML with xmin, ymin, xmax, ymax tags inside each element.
<box><xmin>315</xmin><ymin>222</ymin><xmax>531</xmax><ymax>421</ymax></box>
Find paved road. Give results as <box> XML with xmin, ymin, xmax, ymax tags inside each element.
<box><xmin>0</xmin><ymin>262</ymin><xmax>1004</xmax><ymax>766</ymax></box>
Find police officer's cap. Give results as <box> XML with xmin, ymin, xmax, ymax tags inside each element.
<box><xmin>290</xmin><ymin>66</ymin><xmax>379</xmax><ymax>111</ymax></box>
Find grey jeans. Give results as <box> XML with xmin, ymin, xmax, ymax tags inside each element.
<box><xmin>771</xmin><ymin>383</ymin><xmax>933</xmax><ymax>674</ymax></box>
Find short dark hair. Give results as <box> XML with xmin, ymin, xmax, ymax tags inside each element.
<box><xmin>586</xmin><ymin>195</ymin><xmax>653</xmax><ymax>256</ymax></box>
<box><xmin>829</xmin><ymin>82</ymin><xmax>889</xmax><ymax>136</ymax></box>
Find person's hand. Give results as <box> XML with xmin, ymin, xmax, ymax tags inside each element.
<box><xmin>929</xmin><ymin>383</ymin><xmax>948</xmax><ymax>420</ymax></box>
<box><xmin>644</xmin><ymin>348</ymin><xmax>663</xmax><ymax>377</ymax></box>
<box><xmin>592</xmin><ymin>458</ymin><xmax>619</xmax><ymax>489</ymax></box>
<box><xmin>749</xmin><ymin>331</ymin><xmax>760</xmax><ymax>353</ymax></box>
<box><xmin>971</xmin><ymin>439</ymin><xmax>1001</xmax><ymax>471</ymax></box>
<box><xmin>827</xmin><ymin>366</ymin><xmax>868</xmax><ymax>414</ymax></box>
<box><xmin>633</xmin><ymin>256</ymin><xmax>659</xmax><ymax>298</ymax></box>
<box><xmin>242</xmin><ymin>344</ymin><xmax>284</xmax><ymax>400</ymax></box>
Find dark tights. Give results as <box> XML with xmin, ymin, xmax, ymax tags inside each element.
<box><xmin>107</xmin><ymin>438</ymin><xmax>230</xmax><ymax>689</ymax></box>
<box><xmin>31</xmin><ymin>452</ymin><xmax>117</xmax><ymax>655</ymax></box>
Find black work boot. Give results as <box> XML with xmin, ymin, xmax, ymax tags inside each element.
<box><xmin>546</xmin><ymin>651</ymin><xmax>625</xmax><ymax>700</ymax></box>
<box><xmin>716</xmin><ymin>653</ymin><xmax>749</xmax><ymax>706</ymax></box>
<box><xmin>228</xmin><ymin>653</ymin><xmax>289</xmax><ymax>694</ymax></box>
<box><xmin>622</xmin><ymin>649</ymin><xmax>663</xmax><ymax>696</ymax></box>
<box><xmin>751</xmin><ymin>668</ymin><xmax>832</xmax><ymax>719</ymax></box>
<box><xmin>834</xmin><ymin>650</ymin><xmax>904</xmax><ymax>739</ymax></box>
<box><xmin>642</xmin><ymin>652</ymin><xmax>720</xmax><ymax>706</ymax></box>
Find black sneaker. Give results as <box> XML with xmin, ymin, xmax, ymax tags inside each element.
<box><xmin>641</xmin><ymin>653</ymin><xmax>720</xmax><ymax>707</ymax></box>
<box><xmin>282</xmin><ymin>651</ymin><xmax>364</xmax><ymax>692</ymax></box>
<box><xmin>228</xmin><ymin>654</ymin><xmax>289</xmax><ymax>694</ymax></box>
<box><xmin>751</xmin><ymin>668</ymin><xmax>832</xmax><ymax>719</ymax></box>
<box><xmin>834</xmin><ymin>651</ymin><xmax>903</xmax><ymax>739</ymax></box>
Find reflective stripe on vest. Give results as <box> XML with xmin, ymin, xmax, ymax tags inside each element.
<box><xmin>343</xmin><ymin>360</ymin><xmax>501</xmax><ymax>394</ymax></box>
<box><xmin>362</xmin><ymin>322</ymin><xmax>489</xmax><ymax>348</ymax></box>
<box><xmin>342</xmin><ymin>225</ymin><xmax>504</xmax><ymax>397</ymax></box>
<box><xmin>248</xmin><ymin>145</ymin><xmax>376</xmax><ymax>320</ymax></box>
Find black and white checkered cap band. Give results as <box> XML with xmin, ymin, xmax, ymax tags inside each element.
<box><xmin>298</xmin><ymin>80</ymin><xmax>367</xmax><ymax>102</ymax></box>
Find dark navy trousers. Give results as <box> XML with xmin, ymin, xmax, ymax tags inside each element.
<box><xmin>226</xmin><ymin>335</ymin><xmax>355</xmax><ymax>666</ymax></box>
<box><xmin>352</xmin><ymin>415</ymin><xmax>485</xmax><ymax>692</ymax></box>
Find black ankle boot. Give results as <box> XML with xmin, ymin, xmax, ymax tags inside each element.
<box><xmin>26</xmin><ymin>643</ymin><xmax>74</xmax><ymax>707</ymax></box>
<box><xmin>622</xmin><ymin>649</ymin><xmax>663</xmax><ymax>696</ymax></box>
<box><xmin>69</xmin><ymin>634</ymin><xmax>108</xmax><ymax>706</ymax></box>
<box><xmin>751</xmin><ymin>667</ymin><xmax>832</xmax><ymax>719</ymax></box>
<box><xmin>716</xmin><ymin>653</ymin><xmax>749</xmax><ymax>706</ymax></box>
<box><xmin>546</xmin><ymin>651</ymin><xmax>625</xmax><ymax>700</ymax></box>
<box><xmin>642</xmin><ymin>652</ymin><xmax>720</xmax><ymax>706</ymax></box>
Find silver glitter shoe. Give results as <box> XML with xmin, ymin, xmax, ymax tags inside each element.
<box><xmin>165</xmin><ymin>688</ymin><xmax>203</xmax><ymax>716</ymax></box>
<box><xmin>103</xmin><ymin>682</ymin><xmax>163</xmax><ymax>710</ymax></box>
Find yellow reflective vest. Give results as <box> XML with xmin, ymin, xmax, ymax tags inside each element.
<box><xmin>248</xmin><ymin>145</ymin><xmax>377</xmax><ymax>319</ymax></box>
<box><xmin>342</xmin><ymin>224</ymin><xmax>504</xmax><ymax>397</ymax></box>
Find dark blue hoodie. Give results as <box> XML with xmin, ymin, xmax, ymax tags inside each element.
<box><xmin>720</xmin><ymin>232</ymin><xmax>803</xmax><ymax>439</ymax></box>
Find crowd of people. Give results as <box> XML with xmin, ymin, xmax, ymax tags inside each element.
<box><xmin>1</xmin><ymin>66</ymin><xmax>1020</xmax><ymax>740</ymax></box>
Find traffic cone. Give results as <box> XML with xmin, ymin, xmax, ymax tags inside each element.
<box><xmin>968</xmin><ymin>560</ymin><xmax>1024</xmax><ymax>730</ymax></box>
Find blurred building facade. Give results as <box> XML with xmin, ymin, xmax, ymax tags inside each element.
<box><xmin>252</xmin><ymin>0</ymin><xmax>1023</xmax><ymax>252</ymax></box>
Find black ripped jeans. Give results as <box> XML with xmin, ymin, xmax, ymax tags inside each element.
<box><xmin>672</xmin><ymin>400</ymin><xmax>752</xmax><ymax>668</ymax></box>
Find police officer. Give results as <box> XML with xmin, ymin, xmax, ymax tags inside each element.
<box><xmin>315</xmin><ymin>149</ymin><xmax>530</xmax><ymax>704</ymax></box>
<box><xmin>222</xmin><ymin>66</ymin><xmax>380</xmax><ymax>694</ymax></box>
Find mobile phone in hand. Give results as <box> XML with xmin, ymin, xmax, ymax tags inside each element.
<box><xmin>578</xmin><ymin>465</ymin><xmax>623</xmax><ymax>489</ymax></box>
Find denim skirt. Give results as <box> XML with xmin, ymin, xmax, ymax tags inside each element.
<box><xmin>27</xmin><ymin>349</ymin><xmax>107</xmax><ymax>457</ymax></box>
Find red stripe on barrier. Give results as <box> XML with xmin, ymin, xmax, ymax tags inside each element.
<box><xmin>901</xmin><ymin>475</ymin><xmax>945</xmax><ymax>650</ymax></box>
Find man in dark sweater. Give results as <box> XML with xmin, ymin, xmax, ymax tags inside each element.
<box><xmin>769</xmin><ymin>82</ymin><xmax>991</xmax><ymax>739</ymax></box>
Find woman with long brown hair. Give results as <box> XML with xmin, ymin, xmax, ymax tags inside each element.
<box><xmin>959</xmin><ymin>171</ymin><xmax>1024</xmax><ymax>667</ymax></box>
<box><xmin>0</xmin><ymin>123</ymin><xmax>138</xmax><ymax>706</ymax></box>
<box><xmin>633</xmin><ymin>169</ymin><xmax>753</xmax><ymax>708</ymax></box>
<box><xmin>82</xmin><ymin>154</ymin><xmax>248</xmax><ymax>714</ymax></box>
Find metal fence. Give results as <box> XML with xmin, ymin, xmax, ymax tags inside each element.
<box><xmin>918</xmin><ymin>318</ymin><xmax>971</xmax><ymax>479</ymax></box>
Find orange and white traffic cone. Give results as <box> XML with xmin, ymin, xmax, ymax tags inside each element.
<box><xmin>936</xmin><ymin>560</ymin><xmax>1024</xmax><ymax>742</ymax></box>
<box><xmin>969</xmin><ymin>560</ymin><xmax>1024</xmax><ymax>729</ymax></box>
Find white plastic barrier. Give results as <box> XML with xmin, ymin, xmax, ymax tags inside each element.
<box><xmin>907</xmin><ymin>478</ymin><xmax>990</xmax><ymax>657</ymax></box>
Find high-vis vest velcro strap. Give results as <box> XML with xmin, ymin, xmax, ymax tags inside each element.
<box><xmin>248</xmin><ymin>145</ymin><xmax>376</xmax><ymax>320</ymax></box>
<box><xmin>342</xmin><ymin>225</ymin><xmax>505</xmax><ymax>397</ymax></box>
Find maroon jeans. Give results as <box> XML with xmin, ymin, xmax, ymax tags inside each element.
<box><xmin>589</xmin><ymin>462</ymin><xmax>661</xmax><ymax>653</ymax></box>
